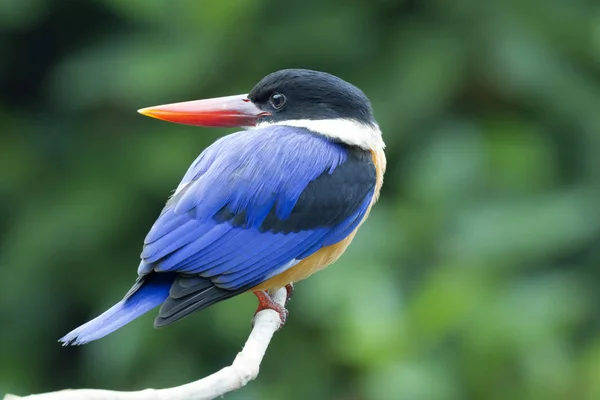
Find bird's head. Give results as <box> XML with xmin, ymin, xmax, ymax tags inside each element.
<box><xmin>139</xmin><ymin>69</ymin><xmax>383</xmax><ymax>150</ymax></box>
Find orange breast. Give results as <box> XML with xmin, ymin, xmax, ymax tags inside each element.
<box><xmin>250</xmin><ymin>148</ymin><xmax>386</xmax><ymax>292</ymax></box>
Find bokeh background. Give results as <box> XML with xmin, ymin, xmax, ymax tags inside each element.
<box><xmin>1</xmin><ymin>0</ymin><xmax>600</xmax><ymax>399</ymax></box>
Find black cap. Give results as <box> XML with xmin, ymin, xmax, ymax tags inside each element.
<box><xmin>248</xmin><ymin>69</ymin><xmax>375</xmax><ymax>125</ymax></box>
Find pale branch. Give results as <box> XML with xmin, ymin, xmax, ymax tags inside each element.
<box><xmin>4</xmin><ymin>288</ymin><xmax>288</xmax><ymax>400</ymax></box>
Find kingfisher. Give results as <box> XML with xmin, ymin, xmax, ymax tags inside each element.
<box><xmin>60</xmin><ymin>69</ymin><xmax>386</xmax><ymax>345</ymax></box>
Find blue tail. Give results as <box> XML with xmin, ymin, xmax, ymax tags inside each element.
<box><xmin>59</xmin><ymin>274</ymin><xmax>174</xmax><ymax>345</ymax></box>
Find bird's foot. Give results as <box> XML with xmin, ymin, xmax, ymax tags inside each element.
<box><xmin>254</xmin><ymin>291</ymin><xmax>289</xmax><ymax>326</ymax></box>
<box><xmin>253</xmin><ymin>285</ymin><xmax>294</xmax><ymax>328</ymax></box>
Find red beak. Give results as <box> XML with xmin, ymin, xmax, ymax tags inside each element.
<box><xmin>137</xmin><ymin>94</ymin><xmax>270</xmax><ymax>127</ymax></box>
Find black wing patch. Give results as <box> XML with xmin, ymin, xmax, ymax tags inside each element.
<box><xmin>215</xmin><ymin>146</ymin><xmax>376</xmax><ymax>234</ymax></box>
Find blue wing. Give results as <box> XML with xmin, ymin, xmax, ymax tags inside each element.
<box><xmin>138</xmin><ymin>125</ymin><xmax>376</xmax><ymax>326</ymax></box>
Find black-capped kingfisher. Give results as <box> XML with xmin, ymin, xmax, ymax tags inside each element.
<box><xmin>60</xmin><ymin>69</ymin><xmax>386</xmax><ymax>345</ymax></box>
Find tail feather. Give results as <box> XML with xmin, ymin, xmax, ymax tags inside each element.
<box><xmin>59</xmin><ymin>274</ymin><xmax>174</xmax><ymax>345</ymax></box>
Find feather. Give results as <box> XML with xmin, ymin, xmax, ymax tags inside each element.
<box><xmin>59</xmin><ymin>273</ymin><xmax>175</xmax><ymax>345</ymax></box>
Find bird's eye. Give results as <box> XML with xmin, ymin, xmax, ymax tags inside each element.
<box><xmin>269</xmin><ymin>93</ymin><xmax>286</xmax><ymax>110</ymax></box>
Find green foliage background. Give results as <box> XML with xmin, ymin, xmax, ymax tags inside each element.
<box><xmin>1</xmin><ymin>0</ymin><xmax>599</xmax><ymax>399</ymax></box>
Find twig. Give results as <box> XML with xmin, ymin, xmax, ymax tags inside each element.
<box><xmin>4</xmin><ymin>287</ymin><xmax>287</xmax><ymax>400</ymax></box>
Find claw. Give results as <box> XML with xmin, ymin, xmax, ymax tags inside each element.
<box><xmin>284</xmin><ymin>283</ymin><xmax>294</xmax><ymax>303</ymax></box>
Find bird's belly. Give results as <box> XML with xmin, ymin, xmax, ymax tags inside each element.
<box><xmin>250</xmin><ymin>229</ymin><xmax>359</xmax><ymax>292</ymax></box>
